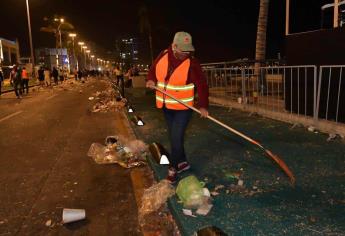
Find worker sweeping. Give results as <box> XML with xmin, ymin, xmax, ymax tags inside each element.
<box><xmin>146</xmin><ymin>31</ymin><xmax>209</xmax><ymax>183</ymax></box>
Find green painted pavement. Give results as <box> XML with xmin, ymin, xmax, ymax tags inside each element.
<box><xmin>127</xmin><ymin>88</ymin><xmax>345</xmax><ymax>236</ymax></box>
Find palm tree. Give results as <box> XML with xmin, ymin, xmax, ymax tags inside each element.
<box><xmin>138</xmin><ymin>5</ymin><xmax>154</xmax><ymax>63</ymax></box>
<box><xmin>255</xmin><ymin>0</ymin><xmax>270</xmax><ymax>73</ymax></box>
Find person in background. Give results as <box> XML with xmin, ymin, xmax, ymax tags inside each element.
<box><xmin>44</xmin><ymin>67</ymin><xmax>51</xmax><ymax>87</ymax></box>
<box><xmin>10</xmin><ymin>65</ymin><xmax>22</xmax><ymax>99</ymax></box>
<box><xmin>52</xmin><ymin>67</ymin><xmax>59</xmax><ymax>85</ymax></box>
<box><xmin>146</xmin><ymin>31</ymin><xmax>209</xmax><ymax>183</ymax></box>
<box><xmin>58</xmin><ymin>68</ymin><xmax>64</xmax><ymax>83</ymax></box>
<box><xmin>114</xmin><ymin>66</ymin><xmax>124</xmax><ymax>86</ymax></box>
<box><xmin>21</xmin><ymin>67</ymin><xmax>29</xmax><ymax>94</ymax></box>
<box><xmin>77</xmin><ymin>69</ymin><xmax>83</xmax><ymax>81</ymax></box>
<box><xmin>38</xmin><ymin>66</ymin><xmax>45</xmax><ymax>87</ymax></box>
<box><xmin>0</xmin><ymin>69</ymin><xmax>3</xmax><ymax>96</ymax></box>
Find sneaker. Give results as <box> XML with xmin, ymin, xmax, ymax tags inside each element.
<box><xmin>166</xmin><ymin>167</ymin><xmax>177</xmax><ymax>184</ymax></box>
<box><xmin>177</xmin><ymin>162</ymin><xmax>191</xmax><ymax>173</ymax></box>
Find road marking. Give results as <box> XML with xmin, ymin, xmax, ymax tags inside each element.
<box><xmin>46</xmin><ymin>94</ymin><xmax>57</xmax><ymax>100</ymax></box>
<box><xmin>0</xmin><ymin>110</ymin><xmax>23</xmax><ymax>123</ymax></box>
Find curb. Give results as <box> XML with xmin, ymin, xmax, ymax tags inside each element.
<box><xmin>122</xmin><ymin>92</ymin><xmax>189</xmax><ymax>236</ymax></box>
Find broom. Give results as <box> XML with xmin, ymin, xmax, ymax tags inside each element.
<box><xmin>154</xmin><ymin>86</ymin><xmax>296</xmax><ymax>185</ymax></box>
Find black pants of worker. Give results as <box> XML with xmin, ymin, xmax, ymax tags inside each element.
<box><xmin>163</xmin><ymin>107</ymin><xmax>193</xmax><ymax>169</ymax></box>
<box><xmin>116</xmin><ymin>75</ymin><xmax>124</xmax><ymax>97</ymax></box>
<box><xmin>13</xmin><ymin>80</ymin><xmax>22</xmax><ymax>98</ymax></box>
<box><xmin>22</xmin><ymin>79</ymin><xmax>29</xmax><ymax>94</ymax></box>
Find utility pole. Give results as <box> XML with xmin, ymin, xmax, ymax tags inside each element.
<box><xmin>285</xmin><ymin>0</ymin><xmax>290</xmax><ymax>35</ymax></box>
<box><xmin>25</xmin><ymin>0</ymin><xmax>35</xmax><ymax>71</ymax></box>
<box><xmin>334</xmin><ymin>0</ymin><xmax>339</xmax><ymax>28</ymax></box>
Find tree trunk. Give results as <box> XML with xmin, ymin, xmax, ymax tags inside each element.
<box><xmin>255</xmin><ymin>0</ymin><xmax>270</xmax><ymax>74</ymax></box>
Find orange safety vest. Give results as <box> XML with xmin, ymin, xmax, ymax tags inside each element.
<box><xmin>22</xmin><ymin>70</ymin><xmax>28</xmax><ymax>79</ymax></box>
<box><xmin>155</xmin><ymin>52</ymin><xmax>194</xmax><ymax>110</ymax></box>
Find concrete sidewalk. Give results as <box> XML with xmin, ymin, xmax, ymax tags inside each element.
<box><xmin>126</xmin><ymin>87</ymin><xmax>345</xmax><ymax>236</ymax></box>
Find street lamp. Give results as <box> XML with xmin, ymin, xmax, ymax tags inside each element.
<box><xmin>25</xmin><ymin>0</ymin><xmax>35</xmax><ymax>74</ymax></box>
<box><xmin>82</xmin><ymin>46</ymin><xmax>87</xmax><ymax>69</ymax></box>
<box><xmin>55</xmin><ymin>18</ymin><xmax>64</xmax><ymax>67</ymax></box>
<box><xmin>78</xmin><ymin>42</ymin><xmax>84</xmax><ymax>69</ymax></box>
<box><xmin>85</xmin><ymin>50</ymin><xmax>91</xmax><ymax>70</ymax></box>
<box><xmin>91</xmin><ymin>55</ymin><xmax>95</xmax><ymax>69</ymax></box>
<box><xmin>69</xmin><ymin>33</ymin><xmax>77</xmax><ymax>71</ymax></box>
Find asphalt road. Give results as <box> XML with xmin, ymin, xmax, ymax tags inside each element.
<box><xmin>0</xmin><ymin>78</ymin><xmax>142</xmax><ymax>235</ymax></box>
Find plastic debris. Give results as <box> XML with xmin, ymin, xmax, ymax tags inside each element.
<box><xmin>91</xmin><ymin>88</ymin><xmax>126</xmax><ymax>113</ymax></box>
<box><xmin>45</xmin><ymin>219</ymin><xmax>52</xmax><ymax>227</ymax></box>
<box><xmin>139</xmin><ymin>180</ymin><xmax>175</xmax><ymax>217</ymax></box>
<box><xmin>87</xmin><ymin>143</ymin><xmax>118</xmax><ymax>164</ymax></box>
<box><xmin>88</xmin><ymin>97</ymin><xmax>94</xmax><ymax>101</ymax></box>
<box><xmin>176</xmin><ymin>175</ymin><xmax>211</xmax><ymax>209</ymax></box>
<box><xmin>327</xmin><ymin>133</ymin><xmax>337</xmax><ymax>142</ymax></box>
<box><xmin>62</xmin><ymin>208</ymin><xmax>86</xmax><ymax>224</ymax></box>
<box><xmin>182</xmin><ymin>209</ymin><xmax>197</xmax><ymax>217</ymax></box>
<box><xmin>196</xmin><ymin>203</ymin><xmax>213</xmax><ymax>216</ymax></box>
<box><xmin>308</xmin><ymin>126</ymin><xmax>315</xmax><ymax>132</ymax></box>
<box><xmin>87</xmin><ymin>136</ymin><xmax>147</xmax><ymax>168</ymax></box>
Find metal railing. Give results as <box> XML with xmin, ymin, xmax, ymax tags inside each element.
<box><xmin>204</xmin><ymin>65</ymin><xmax>317</xmax><ymax>118</ymax></box>
<box><xmin>316</xmin><ymin>66</ymin><xmax>345</xmax><ymax>124</ymax></box>
<box><xmin>202</xmin><ymin>62</ymin><xmax>345</xmax><ymax>136</ymax></box>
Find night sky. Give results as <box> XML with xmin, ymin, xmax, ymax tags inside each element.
<box><xmin>0</xmin><ymin>0</ymin><xmax>333</xmax><ymax>63</ymax></box>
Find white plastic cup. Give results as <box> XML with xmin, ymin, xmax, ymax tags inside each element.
<box><xmin>62</xmin><ymin>208</ymin><xmax>86</xmax><ymax>224</ymax></box>
<box><xmin>238</xmin><ymin>97</ymin><xmax>242</xmax><ymax>104</ymax></box>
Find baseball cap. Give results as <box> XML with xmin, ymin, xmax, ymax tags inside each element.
<box><xmin>173</xmin><ymin>31</ymin><xmax>195</xmax><ymax>52</ymax></box>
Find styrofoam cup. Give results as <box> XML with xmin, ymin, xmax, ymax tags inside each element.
<box><xmin>62</xmin><ymin>208</ymin><xmax>86</xmax><ymax>224</ymax></box>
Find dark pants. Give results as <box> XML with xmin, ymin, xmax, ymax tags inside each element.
<box><xmin>22</xmin><ymin>79</ymin><xmax>29</xmax><ymax>94</ymax></box>
<box><xmin>163</xmin><ymin>107</ymin><xmax>193</xmax><ymax>169</ymax></box>
<box><xmin>13</xmin><ymin>80</ymin><xmax>22</xmax><ymax>97</ymax></box>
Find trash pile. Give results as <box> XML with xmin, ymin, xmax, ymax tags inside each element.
<box><xmin>176</xmin><ymin>175</ymin><xmax>213</xmax><ymax>216</ymax></box>
<box><xmin>139</xmin><ymin>179</ymin><xmax>175</xmax><ymax>217</ymax></box>
<box><xmin>91</xmin><ymin>89</ymin><xmax>127</xmax><ymax>113</ymax></box>
<box><xmin>140</xmin><ymin>175</ymin><xmax>213</xmax><ymax>220</ymax></box>
<box><xmin>87</xmin><ymin>135</ymin><xmax>147</xmax><ymax>168</ymax></box>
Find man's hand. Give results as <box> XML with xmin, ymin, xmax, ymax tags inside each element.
<box><xmin>199</xmin><ymin>108</ymin><xmax>209</xmax><ymax>118</ymax></box>
<box><xmin>146</xmin><ymin>80</ymin><xmax>155</xmax><ymax>89</ymax></box>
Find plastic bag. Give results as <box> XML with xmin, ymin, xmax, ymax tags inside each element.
<box><xmin>126</xmin><ymin>140</ymin><xmax>148</xmax><ymax>155</ymax></box>
<box><xmin>176</xmin><ymin>175</ymin><xmax>207</xmax><ymax>209</ymax></box>
<box><xmin>139</xmin><ymin>180</ymin><xmax>175</xmax><ymax>217</ymax></box>
<box><xmin>87</xmin><ymin>143</ymin><xmax>118</xmax><ymax>164</ymax></box>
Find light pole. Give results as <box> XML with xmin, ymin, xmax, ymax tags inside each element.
<box><xmin>25</xmin><ymin>0</ymin><xmax>35</xmax><ymax>74</ymax></box>
<box><xmin>82</xmin><ymin>46</ymin><xmax>87</xmax><ymax>70</ymax></box>
<box><xmin>69</xmin><ymin>33</ymin><xmax>77</xmax><ymax>71</ymax></box>
<box><xmin>85</xmin><ymin>50</ymin><xmax>91</xmax><ymax>70</ymax></box>
<box><xmin>78</xmin><ymin>42</ymin><xmax>84</xmax><ymax>69</ymax></box>
<box><xmin>55</xmin><ymin>18</ymin><xmax>64</xmax><ymax>67</ymax></box>
<box><xmin>91</xmin><ymin>55</ymin><xmax>95</xmax><ymax>70</ymax></box>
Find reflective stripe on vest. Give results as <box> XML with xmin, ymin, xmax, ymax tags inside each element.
<box><xmin>155</xmin><ymin>52</ymin><xmax>194</xmax><ymax>110</ymax></box>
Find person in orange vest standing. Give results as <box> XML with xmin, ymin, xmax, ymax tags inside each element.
<box><xmin>146</xmin><ymin>31</ymin><xmax>209</xmax><ymax>183</ymax></box>
<box><xmin>21</xmin><ymin>67</ymin><xmax>29</xmax><ymax>94</ymax></box>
